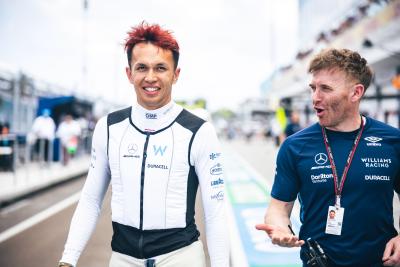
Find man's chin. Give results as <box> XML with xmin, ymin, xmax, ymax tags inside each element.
<box><xmin>318</xmin><ymin>119</ymin><xmax>329</xmax><ymax>128</ymax></box>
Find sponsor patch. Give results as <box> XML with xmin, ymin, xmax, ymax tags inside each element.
<box><xmin>314</xmin><ymin>153</ymin><xmax>328</xmax><ymax>165</ymax></box>
<box><xmin>361</xmin><ymin>158</ymin><xmax>391</xmax><ymax>168</ymax></box>
<box><xmin>365</xmin><ymin>175</ymin><xmax>390</xmax><ymax>181</ymax></box>
<box><xmin>153</xmin><ymin>145</ymin><xmax>167</xmax><ymax>156</ymax></box>
<box><xmin>123</xmin><ymin>143</ymin><xmax>140</xmax><ymax>158</ymax></box>
<box><xmin>364</xmin><ymin>136</ymin><xmax>382</xmax><ymax>147</ymax></box>
<box><xmin>209</xmin><ymin>152</ymin><xmax>221</xmax><ymax>160</ymax></box>
<box><xmin>128</xmin><ymin>143</ymin><xmax>138</xmax><ymax>154</ymax></box>
<box><xmin>310</xmin><ymin>173</ymin><xmax>333</xmax><ymax>183</ymax></box>
<box><xmin>211</xmin><ymin>178</ymin><xmax>224</xmax><ymax>186</ymax></box>
<box><xmin>211</xmin><ymin>191</ymin><xmax>224</xmax><ymax>201</ymax></box>
<box><xmin>147</xmin><ymin>163</ymin><xmax>168</xmax><ymax>169</ymax></box>
<box><xmin>146</xmin><ymin>113</ymin><xmax>157</xmax><ymax>119</ymax></box>
<box><xmin>210</xmin><ymin>163</ymin><xmax>223</xmax><ymax>175</ymax></box>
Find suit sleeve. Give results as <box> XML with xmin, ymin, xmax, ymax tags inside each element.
<box><xmin>60</xmin><ymin>116</ymin><xmax>111</xmax><ymax>266</ymax></box>
<box><xmin>191</xmin><ymin>121</ymin><xmax>230</xmax><ymax>267</ymax></box>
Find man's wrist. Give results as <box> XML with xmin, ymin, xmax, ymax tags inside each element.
<box><xmin>58</xmin><ymin>262</ymin><xmax>73</xmax><ymax>267</ymax></box>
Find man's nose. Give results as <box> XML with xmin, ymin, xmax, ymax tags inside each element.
<box><xmin>145</xmin><ymin>69</ymin><xmax>157</xmax><ymax>82</ymax></box>
<box><xmin>312</xmin><ymin>88</ymin><xmax>321</xmax><ymax>103</ymax></box>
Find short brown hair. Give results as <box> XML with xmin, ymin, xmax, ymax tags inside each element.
<box><xmin>308</xmin><ymin>48</ymin><xmax>373</xmax><ymax>91</ymax></box>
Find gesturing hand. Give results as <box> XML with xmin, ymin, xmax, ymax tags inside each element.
<box><xmin>255</xmin><ymin>223</ymin><xmax>304</xmax><ymax>247</ymax></box>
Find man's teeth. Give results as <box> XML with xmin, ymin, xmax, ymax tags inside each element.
<box><xmin>144</xmin><ymin>87</ymin><xmax>158</xmax><ymax>92</ymax></box>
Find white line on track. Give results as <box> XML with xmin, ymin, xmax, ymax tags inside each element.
<box><xmin>225</xmin><ymin>200</ymin><xmax>249</xmax><ymax>267</ymax></box>
<box><xmin>224</xmin><ymin>148</ymin><xmax>259</xmax><ymax>267</ymax></box>
<box><xmin>0</xmin><ymin>200</ymin><xmax>30</xmax><ymax>216</ymax></box>
<box><xmin>0</xmin><ymin>191</ymin><xmax>81</xmax><ymax>243</ymax></box>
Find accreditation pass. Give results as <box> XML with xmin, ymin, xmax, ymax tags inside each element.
<box><xmin>325</xmin><ymin>205</ymin><xmax>344</xmax><ymax>235</ymax></box>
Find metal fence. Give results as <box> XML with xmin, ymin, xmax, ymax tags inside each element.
<box><xmin>0</xmin><ymin>130</ymin><xmax>92</xmax><ymax>172</ymax></box>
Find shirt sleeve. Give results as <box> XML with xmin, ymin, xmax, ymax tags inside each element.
<box><xmin>191</xmin><ymin>122</ymin><xmax>230</xmax><ymax>267</ymax></box>
<box><xmin>271</xmin><ymin>139</ymin><xmax>300</xmax><ymax>202</ymax></box>
<box><xmin>60</xmin><ymin>116</ymin><xmax>111</xmax><ymax>266</ymax></box>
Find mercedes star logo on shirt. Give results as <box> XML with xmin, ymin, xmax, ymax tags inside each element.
<box><xmin>128</xmin><ymin>144</ymin><xmax>138</xmax><ymax>154</ymax></box>
<box><xmin>315</xmin><ymin>153</ymin><xmax>328</xmax><ymax>165</ymax></box>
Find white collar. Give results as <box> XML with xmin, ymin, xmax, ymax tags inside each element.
<box><xmin>131</xmin><ymin>101</ymin><xmax>183</xmax><ymax>132</ymax></box>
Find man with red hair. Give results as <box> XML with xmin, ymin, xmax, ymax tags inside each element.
<box><xmin>59</xmin><ymin>22</ymin><xmax>229</xmax><ymax>267</ymax></box>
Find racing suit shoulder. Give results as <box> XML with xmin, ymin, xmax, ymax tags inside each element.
<box><xmin>107</xmin><ymin>106</ymin><xmax>132</xmax><ymax>126</ymax></box>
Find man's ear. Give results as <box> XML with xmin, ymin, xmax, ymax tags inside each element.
<box><xmin>173</xmin><ymin>67</ymin><xmax>181</xmax><ymax>84</ymax></box>
<box><xmin>125</xmin><ymin>67</ymin><xmax>133</xmax><ymax>83</ymax></box>
<box><xmin>351</xmin><ymin>84</ymin><xmax>365</xmax><ymax>102</ymax></box>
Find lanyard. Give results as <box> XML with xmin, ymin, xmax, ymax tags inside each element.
<box><xmin>321</xmin><ymin>116</ymin><xmax>365</xmax><ymax>208</ymax></box>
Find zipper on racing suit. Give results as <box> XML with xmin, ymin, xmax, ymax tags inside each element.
<box><xmin>139</xmin><ymin>133</ymin><xmax>150</xmax><ymax>258</ymax></box>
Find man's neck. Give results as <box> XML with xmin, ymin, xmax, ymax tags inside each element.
<box><xmin>132</xmin><ymin>101</ymin><xmax>182</xmax><ymax>132</ymax></box>
<box><xmin>135</xmin><ymin>101</ymin><xmax>174</xmax><ymax>115</ymax></box>
<box><xmin>325</xmin><ymin>114</ymin><xmax>363</xmax><ymax>132</ymax></box>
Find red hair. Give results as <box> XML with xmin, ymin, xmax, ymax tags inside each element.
<box><xmin>124</xmin><ymin>21</ymin><xmax>180</xmax><ymax>69</ymax></box>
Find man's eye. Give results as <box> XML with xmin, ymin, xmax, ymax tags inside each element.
<box><xmin>157</xmin><ymin>66</ymin><xmax>167</xmax><ymax>71</ymax></box>
<box><xmin>136</xmin><ymin>66</ymin><xmax>146</xmax><ymax>71</ymax></box>
<box><xmin>321</xmin><ymin>85</ymin><xmax>331</xmax><ymax>91</ymax></box>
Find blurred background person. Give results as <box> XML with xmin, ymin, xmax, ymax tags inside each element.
<box><xmin>270</xmin><ymin>117</ymin><xmax>283</xmax><ymax>147</ymax></box>
<box><xmin>56</xmin><ymin>114</ymin><xmax>81</xmax><ymax>165</ymax></box>
<box><xmin>30</xmin><ymin>108</ymin><xmax>56</xmax><ymax>163</ymax></box>
<box><xmin>283</xmin><ymin>110</ymin><xmax>302</xmax><ymax>139</ymax></box>
<box><xmin>0</xmin><ymin>122</ymin><xmax>14</xmax><ymax>171</ymax></box>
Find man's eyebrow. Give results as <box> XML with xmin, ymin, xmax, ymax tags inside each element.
<box><xmin>320</xmin><ymin>83</ymin><xmax>332</xmax><ymax>88</ymax></box>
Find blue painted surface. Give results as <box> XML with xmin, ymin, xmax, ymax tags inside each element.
<box><xmin>224</xmin><ymin>151</ymin><xmax>302</xmax><ymax>267</ymax></box>
<box><xmin>231</xmin><ymin>204</ymin><xmax>301</xmax><ymax>266</ymax></box>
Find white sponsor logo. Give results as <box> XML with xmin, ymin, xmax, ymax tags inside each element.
<box><xmin>361</xmin><ymin>158</ymin><xmax>391</xmax><ymax>168</ymax></box>
<box><xmin>311</xmin><ymin>173</ymin><xmax>333</xmax><ymax>183</ymax></box>
<box><xmin>364</xmin><ymin>136</ymin><xmax>382</xmax><ymax>147</ymax></box>
<box><xmin>365</xmin><ymin>175</ymin><xmax>390</xmax><ymax>181</ymax></box>
<box><xmin>311</xmin><ymin>165</ymin><xmax>331</xmax><ymax>170</ymax></box>
<box><xmin>314</xmin><ymin>153</ymin><xmax>328</xmax><ymax>165</ymax></box>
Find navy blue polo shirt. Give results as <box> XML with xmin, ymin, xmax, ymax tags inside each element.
<box><xmin>271</xmin><ymin>117</ymin><xmax>400</xmax><ymax>266</ymax></box>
